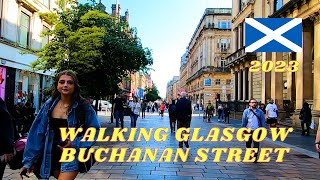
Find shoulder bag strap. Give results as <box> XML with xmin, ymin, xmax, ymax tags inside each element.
<box><xmin>249</xmin><ymin>109</ymin><xmax>262</xmax><ymax>127</ymax></box>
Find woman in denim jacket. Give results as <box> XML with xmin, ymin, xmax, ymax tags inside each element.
<box><xmin>20</xmin><ymin>70</ymin><xmax>101</xmax><ymax>179</ymax></box>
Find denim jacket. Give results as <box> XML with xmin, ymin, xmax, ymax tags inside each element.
<box><xmin>241</xmin><ymin>108</ymin><xmax>267</xmax><ymax>129</ymax></box>
<box><xmin>22</xmin><ymin>96</ymin><xmax>101</xmax><ymax>179</ymax></box>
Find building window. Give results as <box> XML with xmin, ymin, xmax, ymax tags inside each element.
<box><xmin>215</xmin><ymin>79</ymin><xmax>221</xmax><ymax>85</ymax></box>
<box><xmin>220</xmin><ymin>60</ymin><xmax>226</xmax><ymax>67</ymax></box>
<box><xmin>42</xmin><ymin>26</ymin><xmax>49</xmax><ymax>47</ymax></box>
<box><xmin>218</xmin><ymin>20</ymin><xmax>228</xmax><ymax>29</ymax></box>
<box><xmin>19</xmin><ymin>12</ymin><xmax>30</xmax><ymax>48</ymax></box>
<box><xmin>42</xmin><ymin>0</ymin><xmax>50</xmax><ymax>8</ymax></box>
<box><xmin>226</xmin><ymin>79</ymin><xmax>231</xmax><ymax>85</ymax></box>
<box><xmin>275</xmin><ymin>0</ymin><xmax>283</xmax><ymax>11</ymax></box>
<box><xmin>220</xmin><ymin>39</ymin><xmax>229</xmax><ymax>52</ymax></box>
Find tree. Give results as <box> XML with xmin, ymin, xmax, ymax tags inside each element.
<box><xmin>145</xmin><ymin>85</ymin><xmax>161</xmax><ymax>102</ymax></box>
<box><xmin>31</xmin><ymin>1</ymin><xmax>153</xmax><ymax>105</ymax></box>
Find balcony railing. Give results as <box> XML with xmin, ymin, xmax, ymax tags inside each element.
<box><xmin>226</xmin><ymin>46</ymin><xmax>256</xmax><ymax>66</ymax></box>
<box><xmin>186</xmin><ymin>66</ymin><xmax>231</xmax><ymax>83</ymax></box>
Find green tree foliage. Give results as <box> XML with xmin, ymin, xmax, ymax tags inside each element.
<box><xmin>145</xmin><ymin>85</ymin><xmax>161</xmax><ymax>102</ymax></box>
<box><xmin>32</xmin><ymin>1</ymin><xmax>153</xmax><ymax>99</ymax></box>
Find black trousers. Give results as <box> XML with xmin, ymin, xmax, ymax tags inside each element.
<box><xmin>301</xmin><ymin>121</ymin><xmax>311</xmax><ymax>135</ymax></box>
<box><xmin>246</xmin><ymin>130</ymin><xmax>261</xmax><ymax>159</ymax></box>
<box><xmin>177</xmin><ymin>120</ymin><xmax>191</xmax><ymax>148</ymax></box>
<box><xmin>0</xmin><ymin>161</ymin><xmax>6</xmax><ymax>179</ymax></box>
<box><xmin>169</xmin><ymin>115</ymin><xmax>177</xmax><ymax>132</ymax></box>
<box><xmin>224</xmin><ymin>114</ymin><xmax>230</xmax><ymax>123</ymax></box>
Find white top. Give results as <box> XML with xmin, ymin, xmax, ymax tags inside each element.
<box><xmin>129</xmin><ymin>102</ymin><xmax>140</xmax><ymax>115</ymax></box>
<box><xmin>266</xmin><ymin>103</ymin><xmax>278</xmax><ymax>118</ymax></box>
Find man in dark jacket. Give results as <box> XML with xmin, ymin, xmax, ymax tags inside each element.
<box><xmin>175</xmin><ymin>91</ymin><xmax>192</xmax><ymax>148</ymax></box>
<box><xmin>0</xmin><ymin>98</ymin><xmax>15</xmax><ymax>179</ymax></box>
<box><xmin>168</xmin><ymin>100</ymin><xmax>177</xmax><ymax>133</ymax></box>
<box><xmin>300</xmin><ymin>102</ymin><xmax>312</xmax><ymax>136</ymax></box>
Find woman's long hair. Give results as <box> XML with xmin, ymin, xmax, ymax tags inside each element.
<box><xmin>52</xmin><ymin>70</ymin><xmax>83</xmax><ymax>102</ymax></box>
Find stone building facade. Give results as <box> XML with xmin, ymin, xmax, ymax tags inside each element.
<box><xmin>226</xmin><ymin>0</ymin><xmax>320</xmax><ymax>130</ymax></box>
<box><xmin>185</xmin><ymin>8</ymin><xmax>233</xmax><ymax>109</ymax></box>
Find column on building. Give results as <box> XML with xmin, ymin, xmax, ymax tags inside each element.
<box><xmin>261</xmin><ymin>52</ymin><xmax>272</xmax><ymax>103</ymax></box>
<box><xmin>234</xmin><ymin>27</ymin><xmax>239</xmax><ymax>51</ymax></box>
<box><xmin>271</xmin><ymin>52</ymin><xmax>283</xmax><ymax>109</ymax></box>
<box><xmin>242</xmin><ymin>21</ymin><xmax>246</xmax><ymax>47</ymax></box>
<box><xmin>238</xmin><ymin>69</ymin><xmax>242</xmax><ymax>100</ymax></box>
<box><xmin>242</xmin><ymin>67</ymin><xmax>249</xmax><ymax>100</ymax></box>
<box><xmin>234</xmin><ymin>68</ymin><xmax>239</xmax><ymax>101</ymax></box>
<box><xmin>238</xmin><ymin>25</ymin><xmax>242</xmax><ymax>49</ymax></box>
<box><xmin>240</xmin><ymin>22</ymin><xmax>244</xmax><ymax>48</ymax></box>
<box><xmin>295</xmin><ymin>20</ymin><xmax>314</xmax><ymax>110</ymax></box>
<box><xmin>248</xmin><ymin>66</ymin><xmax>252</xmax><ymax>99</ymax></box>
<box><xmin>313</xmin><ymin>14</ymin><xmax>320</xmax><ymax>112</ymax></box>
<box><xmin>302</xmin><ymin>21</ymin><xmax>313</xmax><ymax>102</ymax></box>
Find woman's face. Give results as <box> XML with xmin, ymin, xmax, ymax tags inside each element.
<box><xmin>57</xmin><ymin>75</ymin><xmax>75</xmax><ymax>97</ymax></box>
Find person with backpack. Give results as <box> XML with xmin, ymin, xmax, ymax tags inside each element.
<box><xmin>241</xmin><ymin>98</ymin><xmax>268</xmax><ymax>163</ymax></box>
<box><xmin>206</xmin><ymin>101</ymin><xmax>214</xmax><ymax>122</ymax></box>
<box><xmin>175</xmin><ymin>91</ymin><xmax>192</xmax><ymax>148</ymax></box>
<box><xmin>300</xmin><ymin>102</ymin><xmax>312</xmax><ymax>136</ymax></box>
<box><xmin>168</xmin><ymin>100</ymin><xmax>177</xmax><ymax>133</ymax></box>
<box><xmin>0</xmin><ymin>98</ymin><xmax>16</xmax><ymax>179</ymax></box>
<box><xmin>20</xmin><ymin>70</ymin><xmax>101</xmax><ymax>179</ymax></box>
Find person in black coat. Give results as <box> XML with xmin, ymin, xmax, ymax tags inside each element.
<box><xmin>0</xmin><ymin>98</ymin><xmax>15</xmax><ymax>179</ymax></box>
<box><xmin>168</xmin><ymin>100</ymin><xmax>177</xmax><ymax>133</ymax></box>
<box><xmin>300</xmin><ymin>102</ymin><xmax>312</xmax><ymax>136</ymax></box>
<box><xmin>175</xmin><ymin>92</ymin><xmax>192</xmax><ymax>148</ymax></box>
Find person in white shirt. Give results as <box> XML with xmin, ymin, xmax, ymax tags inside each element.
<box><xmin>265</xmin><ymin>98</ymin><xmax>278</xmax><ymax>128</ymax></box>
<box><xmin>129</xmin><ymin>96</ymin><xmax>140</xmax><ymax>128</ymax></box>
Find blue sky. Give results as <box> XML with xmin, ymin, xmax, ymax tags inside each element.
<box><xmin>81</xmin><ymin>0</ymin><xmax>232</xmax><ymax>98</ymax></box>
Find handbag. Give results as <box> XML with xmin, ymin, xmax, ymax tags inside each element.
<box><xmin>8</xmin><ymin>137</ymin><xmax>28</xmax><ymax>170</ymax></box>
<box><xmin>76</xmin><ymin>102</ymin><xmax>96</xmax><ymax>173</ymax></box>
<box><xmin>78</xmin><ymin>148</ymin><xmax>96</xmax><ymax>173</ymax></box>
<box><xmin>310</xmin><ymin>119</ymin><xmax>315</xmax><ymax>130</ymax></box>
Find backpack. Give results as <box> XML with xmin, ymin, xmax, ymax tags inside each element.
<box><xmin>170</xmin><ymin>105</ymin><xmax>176</xmax><ymax>115</ymax></box>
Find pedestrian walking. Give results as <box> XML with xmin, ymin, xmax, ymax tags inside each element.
<box><xmin>168</xmin><ymin>100</ymin><xmax>177</xmax><ymax>133</ymax></box>
<box><xmin>176</xmin><ymin>91</ymin><xmax>192</xmax><ymax>148</ymax></box>
<box><xmin>22</xmin><ymin>102</ymin><xmax>35</xmax><ymax>135</ymax></box>
<box><xmin>20</xmin><ymin>70</ymin><xmax>101</xmax><ymax>179</ymax></box>
<box><xmin>217</xmin><ymin>104</ymin><xmax>223</xmax><ymax>122</ymax></box>
<box><xmin>241</xmin><ymin>98</ymin><xmax>267</xmax><ymax>163</ymax></box>
<box><xmin>159</xmin><ymin>102</ymin><xmax>165</xmax><ymax>118</ymax></box>
<box><xmin>0</xmin><ymin>98</ymin><xmax>16</xmax><ymax>179</ymax></box>
<box><xmin>206</xmin><ymin>101</ymin><xmax>214</xmax><ymax>122</ymax></box>
<box><xmin>113</xmin><ymin>92</ymin><xmax>126</xmax><ymax>129</ymax></box>
<box><xmin>141</xmin><ymin>100</ymin><xmax>147</xmax><ymax>119</ymax></box>
<box><xmin>299</xmin><ymin>102</ymin><xmax>312</xmax><ymax>136</ymax></box>
<box><xmin>266</xmin><ymin>98</ymin><xmax>278</xmax><ymax>128</ymax></box>
<box><xmin>224</xmin><ymin>104</ymin><xmax>230</xmax><ymax>123</ymax></box>
<box><xmin>129</xmin><ymin>96</ymin><xmax>140</xmax><ymax>128</ymax></box>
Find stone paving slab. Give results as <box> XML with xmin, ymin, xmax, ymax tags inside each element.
<box><xmin>3</xmin><ymin>112</ymin><xmax>320</xmax><ymax>179</ymax></box>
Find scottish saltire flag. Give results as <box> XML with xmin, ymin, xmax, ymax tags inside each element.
<box><xmin>245</xmin><ymin>18</ymin><xmax>302</xmax><ymax>52</ymax></box>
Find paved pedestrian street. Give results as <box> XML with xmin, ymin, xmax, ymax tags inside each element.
<box><xmin>3</xmin><ymin>112</ymin><xmax>320</xmax><ymax>179</ymax></box>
